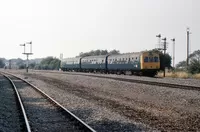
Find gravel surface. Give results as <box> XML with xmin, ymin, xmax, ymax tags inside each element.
<box><xmin>3</xmin><ymin>69</ymin><xmax>200</xmax><ymax>131</ymax></box>
<box><xmin>0</xmin><ymin>74</ymin><xmax>22</xmax><ymax>132</ymax></box>
<box><xmin>8</xmin><ymin>75</ymin><xmax>85</xmax><ymax>132</ymax></box>
<box><xmin>37</xmin><ymin>70</ymin><xmax>200</xmax><ymax>87</ymax></box>
<box><xmin>71</xmin><ymin>72</ymin><xmax>200</xmax><ymax>87</ymax></box>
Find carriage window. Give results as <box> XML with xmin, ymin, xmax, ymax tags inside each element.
<box><xmin>102</xmin><ymin>60</ymin><xmax>104</xmax><ymax>63</ymax></box>
<box><xmin>132</xmin><ymin>57</ymin><xmax>134</xmax><ymax>60</ymax></box>
<box><xmin>154</xmin><ymin>56</ymin><xmax>159</xmax><ymax>62</ymax></box>
<box><xmin>129</xmin><ymin>58</ymin><xmax>130</xmax><ymax>61</ymax></box>
<box><xmin>136</xmin><ymin>57</ymin><xmax>137</xmax><ymax>60</ymax></box>
<box><xmin>144</xmin><ymin>57</ymin><xmax>148</xmax><ymax>62</ymax></box>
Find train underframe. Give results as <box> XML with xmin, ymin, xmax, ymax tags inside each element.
<box><xmin>106</xmin><ymin>69</ymin><xmax>158</xmax><ymax>77</ymax></box>
<box><xmin>61</xmin><ymin>68</ymin><xmax>158</xmax><ymax>77</ymax></box>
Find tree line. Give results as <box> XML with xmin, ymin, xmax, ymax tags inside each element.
<box><xmin>176</xmin><ymin>50</ymin><xmax>200</xmax><ymax>74</ymax></box>
<box><xmin>29</xmin><ymin>57</ymin><xmax>61</xmax><ymax>70</ymax></box>
<box><xmin>0</xmin><ymin>57</ymin><xmax>61</xmax><ymax>70</ymax></box>
<box><xmin>77</xmin><ymin>49</ymin><xmax>120</xmax><ymax>57</ymax></box>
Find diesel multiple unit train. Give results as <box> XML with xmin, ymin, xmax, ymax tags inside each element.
<box><xmin>61</xmin><ymin>51</ymin><xmax>160</xmax><ymax>76</ymax></box>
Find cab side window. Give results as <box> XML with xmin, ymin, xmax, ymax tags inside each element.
<box><xmin>154</xmin><ymin>56</ymin><xmax>159</xmax><ymax>62</ymax></box>
<box><xmin>144</xmin><ymin>57</ymin><xmax>148</xmax><ymax>62</ymax></box>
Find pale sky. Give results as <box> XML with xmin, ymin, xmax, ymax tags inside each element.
<box><xmin>0</xmin><ymin>0</ymin><xmax>199</xmax><ymax>64</ymax></box>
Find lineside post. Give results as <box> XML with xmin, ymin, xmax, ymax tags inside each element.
<box><xmin>162</xmin><ymin>38</ymin><xmax>167</xmax><ymax>77</ymax></box>
<box><xmin>171</xmin><ymin>38</ymin><xmax>175</xmax><ymax>68</ymax></box>
<box><xmin>20</xmin><ymin>41</ymin><xmax>33</xmax><ymax>73</ymax></box>
<box><xmin>186</xmin><ymin>28</ymin><xmax>191</xmax><ymax>70</ymax></box>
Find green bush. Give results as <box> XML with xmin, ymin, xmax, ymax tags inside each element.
<box><xmin>0</xmin><ymin>59</ymin><xmax>5</xmax><ymax>68</ymax></box>
<box><xmin>188</xmin><ymin>50</ymin><xmax>200</xmax><ymax>74</ymax></box>
<box><xmin>39</xmin><ymin>57</ymin><xmax>61</xmax><ymax>70</ymax></box>
<box><xmin>188</xmin><ymin>59</ymin><xmax>200</xmax><ymax>74</ymax></box>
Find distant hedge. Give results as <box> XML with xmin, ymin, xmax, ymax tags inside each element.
<box><xmin>39</xmin><ymin>57</ymin><xmax>61</xmax><ymax>70</ymax></box>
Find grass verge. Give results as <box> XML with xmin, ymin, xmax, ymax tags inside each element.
<box><xmin>157</xmin><ymin>71</ymin><xmax>200</xmax><ymax>79</ymax></box>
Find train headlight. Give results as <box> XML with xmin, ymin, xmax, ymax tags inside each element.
<box><xmin>135</xmin><ymin>65</ymin><xmax>138</xmax><ymax>67</ymax></box>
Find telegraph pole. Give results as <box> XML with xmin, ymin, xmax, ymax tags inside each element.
<box><xmin>162</xmin><ymin>38</ymin><xmax>167</xmax><ymax>77</ymax></box>
<box><xmin>186</xmin><ymin>28</ymin><xmax>191</xmax><ymax>69</ymax></box>
<box><xmin>20</xmin><ymin>41</ymin><xmax>33</xmax><ymax>73</ymax></box>
<box><xmin>171</xmin><ymin>38</ymin><xmax>175</xmax><ymax>68</ymax></box>
<box><xmin>156</xmin><ymin>34</ymin><xmax>161</xmax><ymax>50</ymax></box>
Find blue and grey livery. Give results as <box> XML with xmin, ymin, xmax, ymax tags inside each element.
<box><xmin>61</xmin><ymin>51</ymin><xmax>160</xmax><ymax>77</ymax></box>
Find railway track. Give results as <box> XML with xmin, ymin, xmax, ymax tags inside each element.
<box><xmin>1</xmin><ymin>72</ymin><xmax>96</xmax><ymax>132</ymax></box>
<box><xmin>0</xmin><ymin>74</ymin><xmax>29</xmax><ymax>131</ymax></box>
<box><xmin>37</xmin><ymin>70</ymin><xmax>200</xmax><ymax>91</ymax></box>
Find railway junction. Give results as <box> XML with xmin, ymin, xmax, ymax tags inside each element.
<box><xmin>0</xmin><ymin>69</ymin><xmax>200</xmax><ymax>131</ymax></box>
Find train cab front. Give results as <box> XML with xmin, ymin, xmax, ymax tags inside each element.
<box><xmin>140</xmin><ymin>51</ymin><xmax>160</xmax><ymax>76</ymax></box>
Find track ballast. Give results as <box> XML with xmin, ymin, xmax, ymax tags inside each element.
<box><xmin>1</xmin><ymin>72</ymin><xmax>96</xmax><ymax>132</ymax></box>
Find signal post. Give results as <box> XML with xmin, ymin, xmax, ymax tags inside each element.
<box><xmin>20</xmin><ymin>41</ymin><xmax>33</xmax><ymax>73</ymax></box>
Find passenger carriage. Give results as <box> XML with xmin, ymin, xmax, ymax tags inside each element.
<box><xmin>81</xmin><ymin>55</ymin><xmax>107</xmax><ymax>73</ymax></box>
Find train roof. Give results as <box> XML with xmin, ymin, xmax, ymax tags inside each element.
<box><xmin>81</xmin><ymin>55</ymin><xmax>108</xmax><ymax>59</ymax></box>
<box><xmin>108</xmin><ymin>52</ymin><xmax>142</xmax><ymax>57</ymax></box>
<box><xmin>62</xmin><ymin>57</ymin><xmax>81</xmax><ymax>61</ymax></box>
<box><xmin>62</xmin><ymin>51</ymin><xmax>158</xmax><ymax>61</ymax></box>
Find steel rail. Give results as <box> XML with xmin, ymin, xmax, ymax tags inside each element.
<box><xmin>2</xmin><ymin>71</ymin><xmax>96</xmax><ymax>132</ymax></box>
<box><xmin>2</xmin><ymin>73</ymin><xmax>31</xmax><ymax>132</ymax></box>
